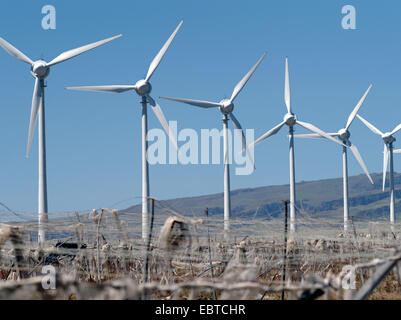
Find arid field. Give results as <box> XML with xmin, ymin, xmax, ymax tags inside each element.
<box><xmin>0</xmin><ymin>202</ymin><xmax>400</xmax><ymax>300</ymax></box>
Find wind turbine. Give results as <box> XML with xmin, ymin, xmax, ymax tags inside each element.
<box><xmin>0</xmin><ymin>34</ymin><xmax>122</xmax><ymax>243</ymax></box>
<box><xmin>66</xmin><ymin>21</ymin><xmax>183</xmax><ymax>240</ymax></box>
<box><xmin>293</xmin><ymin>85</ymin><xmax>374</xmax><ymax>231</ymax></box>
<box><xmin>250</xmin><ymin>58</ymin><xmax>346</xmax><ymax>233</ymax></box>
<box><xmin>357</xmin><ymin>114</ymin><xmax>401</xmax><ymax>224</ymax></box>
<box><xmin>160</xmin><ymin>52</ymin><xmax>266</xmax><ymax>235</ymax></box>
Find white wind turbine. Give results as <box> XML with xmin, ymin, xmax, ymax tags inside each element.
<box><xmin>294</xmin><ymin>85</ymin><xmax>374</xmax><ymax>231</ymax></box>
<box><xmin>160</xmin><ymin>53</ymin><xmax>266</xmax><ymax>235</ymax></box>
<box><xmin>357</xmin><ymin>114</ymin><xmax>401</xmax><ymax>224</ymax></box>
<box><xmin>66</xmin><ymin>21</ymin><xmax>183</xmax><ymax>240</ymax></box>
<box><xmin>250</xmin><ymin>58</ymin><xmax>346</xmax><ymax>233</ymax></box>
<box><xmin>0</xmin><ymin>34</ymin><xmax>122</xmax><ymax>243</ymax></box>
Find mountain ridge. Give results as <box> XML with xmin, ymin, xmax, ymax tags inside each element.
<box><xmin>125</xmin><ymin>172</ymin><xmax>401</xmax><ymax>221</ymax></box>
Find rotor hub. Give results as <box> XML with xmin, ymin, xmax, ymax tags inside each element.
<box><xmin>284</xmin><ymin>113</ymin><xmax>296</xmax><ymax>126</ymax></box>
<box><xmin>383</xmin><ymin>133</ymin><xmax>396</xmax><ymax>144</ymax></box>
<box><xmin>219</xmin><ymin>99</ymin><xmax>234</xmax><ymax>115</ymax></box>
<box><xmin>31</xmin><ymin>60</ymin><xmax>50</xmax><ymax>79</ymax></box>
<box><xmin>338</xmin><ymin>128</ymin><xmax>350</xmax><ymax>142</ymax></box>
<box><xmin>135</xmin><ymin>79</ymin><xmax>152</xmax><ymax>96</ymax></box>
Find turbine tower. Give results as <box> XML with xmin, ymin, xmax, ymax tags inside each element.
<box><xmin>160</xmin><ymin>53</ymin><xmax>266</xmax><ymax>236</ymax></box>
<box><xmin>357</xmin><ymin>114</ymin><xmax>401</xmax><ymax>224</ymax></box>
<box><xmin>294</xmin><ymin>85</ymin><xmax>374</xmax><ymax>231</ymax></box>
<box><xmin>250</xmin><ymin>58</ymin><xmax>346</xmax><ymax>233</ymax></box>
<box><xmin>66</xmin><ymin>21</ymin><xmax>182</xmax><ymax>240</ymax></box>
<box><xmin>0</xmin><ymin>34</ymin><xmax>122</xmax><ymax>244</ymax></box>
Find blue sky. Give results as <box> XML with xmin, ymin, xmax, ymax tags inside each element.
<box><xmin>0</xmin><ymin>0</ymin><xmax>400</xmax><ymax>214</ymax></box>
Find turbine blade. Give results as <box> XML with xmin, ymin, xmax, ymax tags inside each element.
<box><xmin>391</xmin><ymin>123</ymin><xmax>401</xmax><ymax>136</ymax></box>
<box><xmin>66</xmin><ymin>85</ymin><xmax>136</xmax><ymax>93</ymax></box>
<box><xmin>393</xmin><ymin>149</ymin><xmax>401</xmax><ymax>154</ymax></box>
<box><xmin>250</xmin><ymin>121</ymin><xmax>286</xmax><ymax>147</ymax></box>
<box><xmin>296</xmin><ymin>120</ymin><xmax>345</xmax><ymax>147</ymax></box>
<box><xmin>345</xmin><ymin>84</ymin><xmax>372</xmax><ymax>130</ymax></box>
<box><xmin>230</xmin><ymin>113</ymin><xmax>255</xmax><ymax>169</ymax></box>
<box><xmin>356</xmin><ymin>114</ymin><xmax>383</xmax><ymax>136</ymax></box>
<box><xmin>285</xmin><ymin>57</ymin><xmax>291</xmax><ymax>113</ymax></box>
<box><xmin>26</xmin><ymin>78</ymin><xmax>41</xmax><ymax>157</ymax></box>
<box><xmin>159</xmin><ymin>96</ymin><xmax>221</xmax><ymax>108</ymax></box>
<box><xmin>383</xmin><ymin>144</ymin><xmax>389</xmax><ymax>191</ymax></box>
<box><xmin>145</xmin><ymin>21</ymin><xmax>183</xmax><ymax>82</ymax></box>
<box><xmin>349</xmin><ymin>141</ymin><xmax>373</xmax><ymax>184</ymax></box>
<box><xmin>47</xmin><ymin>34</ymin><xmax>122</xmax><ymax>67</ymax></box>
<box><xmin>293</xmin><ymin>133</ymin><xmax>339</xmax><ymax>139</ymax></box>
<box><xmin>229</xmin><ymin>52</ymin><xmax>266</xmax><ymax>103</ymax></box>
<box><xmin>0</xmin><ymin>37</ymin><xmax>33</xmax><ymax>65</ymax></box>
<box><xmin>147</xmin><ymin>95</ymin><xmax>179</xmax><ymax>152</ymax></box>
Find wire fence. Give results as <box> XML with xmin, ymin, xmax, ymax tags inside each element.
<box><xmin>0</xmin><ymin>198</ymin><xmax>401</xmax><ymax>300</ymax></box>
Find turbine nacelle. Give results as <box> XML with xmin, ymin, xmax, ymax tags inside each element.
<box><xmin>135</xmin><ymin>79</ymin><xmax>152</xmax><ymax>96</ymax></box>
<box><xmin>338</xmin><ymin>128</ymin><xmax>350</xmax><ymax>142</ymax></box>
<box><xmin>382</xmin><ymin>133</ymin><xmax>396</xmax><ymax>144</ymax></box>
<box><xmin>219</xmin><ymin>99</ymin><xmax>234</xmax><ymax>115</ymax></box>
<box><xmin>31</xmin><ymin>60</ymin><xmax>50</xmax><ymax>79</ymax></box>
<box><xmin>284</xmin><ymin>113</ymin><xmax>296</xmax><ymax>126</ymax></box>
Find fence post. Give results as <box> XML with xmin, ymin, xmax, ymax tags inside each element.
<box><xmin>142</xmin><ymin>198</ymin><xmax>155</xmax><ymax>299</ymax></box>
<box><xmin>281</xmin><ymin>200</ymin><xmax>289</xmax><ymax>300</ymax></box>
<box><xmin>205</xmin><ymin>208</ymin><xmax>217</xmax><ymax>300</ymax></box>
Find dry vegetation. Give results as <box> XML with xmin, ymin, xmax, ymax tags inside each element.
<box><xmin>0</xmin><ymin>204</ymin><xmax>400</xmax><ymax>300</ymax></box>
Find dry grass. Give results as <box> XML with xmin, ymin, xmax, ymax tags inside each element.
<box><xmin>0</xmin><ymin>210</ymin><xmax>400</xmax><ymax>300</ymax></box>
